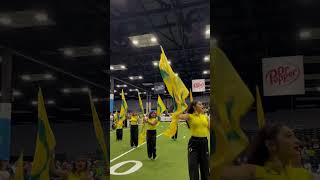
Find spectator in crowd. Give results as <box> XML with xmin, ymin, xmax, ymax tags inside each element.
<box><xmin>0</xmin><ymin>160</ymin><xmax>11</xmax><ymax>180</ymax></box>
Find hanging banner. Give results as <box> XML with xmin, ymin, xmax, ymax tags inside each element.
<box><xmin>110</xmin><ymin>94</ymin><xmax>114</xmax><ymax>113</ymax></box>
<box><xmin>262</xmin><ymin>56</ymin><xmax>305</xmax><ymax>96</ymax></box>
<box><xmin>0</xmin><ymin>103</ymin><xmax>11</xmax><ymax>160</ymax></box>
<box><xmin>192</xmin><ymin>79</ymin><xmax>206</xmax><ymax>92</ymax></box>
<box><xmin>154</xmin><ymin>82</ymin><xmax>165</xmax><ymax>94</ymax></box>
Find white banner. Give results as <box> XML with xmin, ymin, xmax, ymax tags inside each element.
<box><xmin>192</xmin><ymin>79</ymin><xmax>205</xmax><ymax>92</ymax></box>
<box><xmin>262</xmin><ymin>56</ymin><xmax>305</xmax><ymax>96</ymax></box>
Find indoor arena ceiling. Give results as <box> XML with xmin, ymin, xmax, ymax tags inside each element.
<box><xmin>0</xmin><ymin>0</ymin><xmax>108</xmax><ymax>124</ymax></box>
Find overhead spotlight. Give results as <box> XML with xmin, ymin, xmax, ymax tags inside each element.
<box><xmin>110</xmin><ymin>66</ymin><xmax>114</xmax><ymax>70</ymax></box>
<box><xmin>299</xmin><ymin>30</ymin><xmax>312</xmax><ymax>39</ymax></box>
<box><xmin>203</xmin><ymin>70</ymin><xmax>209</xmax><ymax>74</ymax></box>
<box><xmin>116</xmin><ymin>85</ymin><xmax>120</xmax><ymax>88</ymax></box>
<box><xmin>132</xmin><ymin>40</ymin><xmax>139</xmax><ymax>45</ymax></box>
<box><xmin>204</xmin><ymin>55</ymin><xmax>210</xmax><ymax>62</ymax></box>
<box><xmin>21</xmin><ymin>75</ymin><xmax>31</xmax><ymax>81</ymax></box>
<box><xmin>206</xmin><ymin>29</ymin><xmax>210</xmax><ymax>35</ymax></box>
<box><xmin>47</xmin><ymin>100</ymin><xmax>55</xmax><ymax>105</ymax></box>
<box><xmin>92</xmin><ymin>47</ymin><xmax>103</xmax><ymax>54</ymax></box>
<box><xmin>44</xmin><ymin>73</ymin><xmax>53</xmax><ymax>79</ymax></box>
<box><xmin>151</xmin><ymin>37</ymin><xmax>157</xmax><ymax>42</ymax></box>
<box><xmin>168</xmin><ymin>61</ymin><xmax>171</xmax><ymax>65</ymax></box>
<box><xmin>175</xmin><ymin>73</ymin><xmax>179</xmax><ymax>76</ymax></box>
<box><xmin>152</xmin><ymin>88</ymin><xmax>155</xmax><ymax>90</ymax></box>
<box><xmin>63</xmin><ymin>48</ymin><xmax>74</xmax><ymax>56</ymax></box>
<box><xmin>153</xmin><ymin>61</ymin><xmax>158</xmax><ymax>66</ymax></box>
<box><xmin>129</xmin><ymin>76</ymin><xmax>134</xmax><ymax>80</ymax></box>
<box><xmin>62</xmin><ymin>88</ymin><xmax>71</xmax><ymax>93</ymax></box>
<box><xmin>0</xmin><ymin>16</ymin><xmax>12</xmax><ymax>25</ymax></box>
<box><xmin>34</xmin><ymin>12</ymin><xmax>48</xmax><ymax>22</ymax></box>
<box><xmin>114</xmin><ymin>90</ymin><xmax>117</xmax><ymax>93</ymax></box>
<box><xmin>120</xmin><ymin>65</ymin><xmax>126</xmax><ymax>69</ymax></box>
<box><xmin>81</xmin><ymin>87</ymin><xmax>89</xmax><ymax>92</ymax></box>
<box><xmin>138</xmin><ymin>76</ymin><xmax>143</xmax><ymax>79</ymax></box>
<box><xmin>13</xmin><ymin>90</ymin><xmax>22</xmax><ymax>96</ymax></box>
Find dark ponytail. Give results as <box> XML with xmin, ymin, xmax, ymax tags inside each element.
<box><xmin>247</xmin><ymin>123</ymin><xmax>285</xmax><ymax>166</ymax></box>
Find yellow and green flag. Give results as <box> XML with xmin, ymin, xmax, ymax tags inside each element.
<box><xmin>119</xmin><ymin>89</ymin><xmax>128</xmax><ymax>123</ymax></box>
<box><xmin>159</xmin><ymin>46</ymin><xmax>189</xmax><ymax>137</ymax></box>
<box><xmin>211</xmin><ymin>47</ymin><xmax>254</xmax><ymax>179</ymax></box>
<box><xmin>157</xmin><ymin>95</ymin><xmax>166</xmax><ymax>116</ymax></box>
<box><xmin>13</xmin><ymin>152</ymin><xmax>24</xmax><ymax>180</ymax></box>
<box><xmin>189</xmin><ymin>88</ymin><xmax>193</xmax><ymax>102</ymax></box>
<box><xmin>31</xmin><ymin>88</ymin><xmax>56</xmax><ymax>180</ymax></box>
<box><xmin>138</xmin><ymin>92</ymin><xmax>144</xmax><ymax>115</ymax></box>
<box><xmin>88</xmin><ymin>92</ymin><xmax>108</xmax><ymax>162</ymax></box>
<box><xmin>138</xmin><ymin>92</ymin><xmax>146</xmax><ymax>145</ymax></box>
<box><xmin>256</xmin><ymin>86</ymin><xmax>265</xmax><ymax>128</ymax></box>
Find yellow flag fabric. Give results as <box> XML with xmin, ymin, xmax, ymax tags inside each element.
<box><xmin>256</xmin><ymin>86</ymin><xmax>265</xmax><ymax>128</ymax></box>
<box><xmin>159</xmin><ymin>46</ymin><xmax>189</xmax><ymax>137</ymax></box>
<box><xmin>138</xmin><ymin>92</ymin><xmax>147</xmax><ymax>145</ymax></box>
<box><xmin>89</xmin><ymin>92</ymin><xmax>108</xmax><ymax>162</ymax></box>
<box><xmin>138</xmin><ymin>92</ymin><xmax>144</xmax><ymax>114</ymax></box>
<box><xmin>31</xmin><ymin>88</ymin><xmax>56</xmax><ymax>180</ymax></box>
<box><xmin>13</xmin><ymin>152</ymin><xmax>24</xmax><ymax>180</ymax></box>
<box><xmin>119</xmin><ymin>89</ymin><xmax>128</xmax><ymax>123</ymax></box>
<box><xmin>211</xmin><ymin>47</ymin><xmax>254</xmax><ymax>179</ymax></box>
<box><xmin>189</xmin><ymin>88</ymin><xmax>193</xmax><ymax>102</ymax></box>
<box><xmin>157</xmin><ymin>95</ymin><xmax>166</xmax><ymax>116</ymax></box>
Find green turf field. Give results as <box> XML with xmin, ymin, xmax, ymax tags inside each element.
<box><xmin>110</xmin><ymin>123</ymin><xmax>191</xmax><ymax>180</ymax></box>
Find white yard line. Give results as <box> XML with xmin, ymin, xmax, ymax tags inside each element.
<box><xmin>110</xmin><ymin>133</ymin><xmax>163</xmax><ymax>163</ymax></box>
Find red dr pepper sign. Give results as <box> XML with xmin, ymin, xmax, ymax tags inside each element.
<box><xmin>192</xmin><ymin>79</ymin><xmax>205</xmax><ymax>92</ymax></box>
<box><xmin>262</xmin><ymin>56</ymin><xmax>305</xmax><ymax>96</ymax></box>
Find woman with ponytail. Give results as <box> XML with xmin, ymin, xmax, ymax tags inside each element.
<box><xmin>178</xmin><ymin>101</ymin><xmax>209</xmax><ymax>180</ymax></box>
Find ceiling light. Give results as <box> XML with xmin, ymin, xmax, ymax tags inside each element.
<box><xmin>21</xmin><ymin>75</ymin><xmax>31</xmax><ymax>81</ymax></box>
<box><xmin>43</xmin><ymin>73</ymin><xmax>53</xmax><ymax>79</ymax></box>
<box><xmin>151</xmin><ymin>37</ymin><xmax>157</xmax><ymax>42</ymax></box>
<box><xmin>203</xmin><ymin>70</ymin><xmax>209</xmax><ymax>74</ymax></box>
<box><xmin>120</xmin><ymin>65</ymin><xmax>126</xmax><ymax>69</ymax></box>
<box><xmin>152</xmin><ymin>88</ymin><xmax>155</xmax><ymax>90</ymax></box>
<box><xmin>204</xmin><ymin>55</ymin><xmax>210</xmax><ymax>62</ymax></box>
<box><xmin>62</xmin><ymin>88</ymin><xmax>71</xmax><ymax>93</ymax></box>
<box><xmin>153</xmin><ymin>61</ymin><xmax>158</xmax><ymax>66</ymax></box>
<box><xmin>63</xmin><ymin>49</ymin><xmax>74</xmax><ymax>56</ymax></box>
<box><xmin>114</xmin><ymin>90</ymin><xmax>117</xmax><ymax>93</ymax></box>
<box><xmin>92</xmin><ymin>47</ymin><xmax>103</xmax><ymax>54</ymax></box>
<box><xmin>299</xmin><ymin>30</ymin><xmax>312</xmax><ymax>39</ymax></box>
<box><xmin>129</xmin><ymin>76</ymin><xmax>134</xmax><ymax>80</ymax></box>
<box><xmin>81</xmin><ymin>87</ymin><xmax>89</xmax><ymax>92</ymax></box>
<box><xmin>132</xmin><ymin>40</ymin><xmax>139</xmax><ymax>45</ymax></box>
<box><xmin>34</xmin><ymin>12</ymin><xmax>48</xmax><ymax>22</ymax></box>
<box><xmin>47</xmin><ymin>100</ymin><xmax>55</xmax><ymax>105</ymax></box>
<box><xmin>138</xmin><ymin>76</ymin><xmax>143</xmax><ymax>79</ymax></box>
<box><xmin>0</xmin><ymin>16</ymin><xmax>12</xmax><ymax>25</ymax></box>
<box><xmin>168</xmin><ymin>61</ymin><xmax>171</xmax><ymax>65</ymax></box>
<box><xmin>205</xmin><ymin>25</ymin><xmax>210</xmax><ymax>39</ymax></box>
<box><xmin>13</xmin><ymin>90</ymin><xmax>22</xmax><ymax>96</ymax></box>
<box><xmin>110</xmin><ymin>66</ymin><xmax>114</xmax><ymax>70</ymax></box>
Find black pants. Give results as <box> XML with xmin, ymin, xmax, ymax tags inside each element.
<box><xmin>116</xmin><ymin>129</ymin><xmax>123</xmax><ymax>140</ymax></box>
<box><xmin>146</xmin><ymin>130</ymin><xmax>157</xmax><ymax>159</ymax></box>
<box><xmin>188</xmin><ymin>137</ymin><xmax>209</xmax><ymax>180</ymax></box>
<box><xmin>172</xmin><ymin>128</ymin><xmax>178</xmax><ymax>140</ymax></box>
<box><xmin>130</xmin><ymin>125</ymin><xmax>138</xmax><ymax>147</ymax></box>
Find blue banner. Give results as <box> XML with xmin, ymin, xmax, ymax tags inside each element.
<box><xmin>0</xmin><ymin>118</ymin><xmax>10</xmax><ymax>160</ymax></box>
<box><xmin>110</xmin><ymin>94</ymin><xmax>114</xmax><ymax>113</ymax></box>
